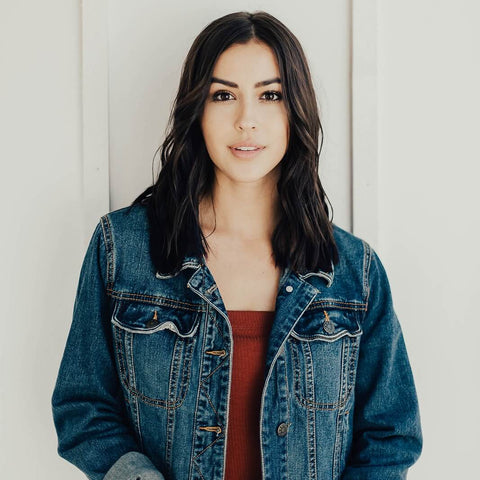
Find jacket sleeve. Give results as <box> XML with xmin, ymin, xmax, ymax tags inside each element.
<box><xmin>342</xmin><ymin>245</ymin><xmax>423</xmax><ymax>480</ymax></box>
<box><xmin>51</xmin><ymin>220</ymin><xmax>165</xmax><ymax>480</ymax></box>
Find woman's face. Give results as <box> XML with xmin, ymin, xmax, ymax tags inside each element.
<box><xmin>200</xmin><ymin>40</ymin><xmax>289</xmax><ymax>185</ymax></box>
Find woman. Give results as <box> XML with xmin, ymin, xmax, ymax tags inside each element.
<box><xmin>52</xmin><ymin>11</ymin><xmax>422</xmax><ymax>480</ymax></box>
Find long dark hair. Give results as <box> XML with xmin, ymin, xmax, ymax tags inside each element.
<box><xmin>130</xmin><ymin>10</ymin><xmax>339</xmax><ymax>275</ymax></box>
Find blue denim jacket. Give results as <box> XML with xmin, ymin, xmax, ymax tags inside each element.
<box><xmin>51</xmin><ymin>204</ymin><xmax>422</xmax><ymax>480</ymax></box>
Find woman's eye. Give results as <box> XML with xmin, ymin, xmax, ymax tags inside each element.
<box><xmin>261</xmin><ymin>91</ymin><xmax>283</xmax><ymax>102</ymax></box>
<box><xmin>211</xmin><ymin>90</ymin><xmax>283</xmax><ymax>102</ymax></box>
<box><xmin>212</xmin><ymin>91</ymin><xmax>234</xmax><ymax>102</ymax></box>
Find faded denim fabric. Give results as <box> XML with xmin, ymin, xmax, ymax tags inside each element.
<box><xmin>51</xmin><ymin>204</ymin><xmax>422</xmax><ymax>480</ymax></box>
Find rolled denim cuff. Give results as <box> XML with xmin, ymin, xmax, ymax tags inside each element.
<box><xmin>104</xmin><ymin>451</ymin><xmax>165</xmax><ymax>480</ymax></box>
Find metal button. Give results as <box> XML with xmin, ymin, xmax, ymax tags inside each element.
<box><xmin>285</xmin><ymin>285</ymin><xmax>293</xmax><ymax>293</ymax></box>
<box><xmin>146</xmin><ymin>310</ymin><xmax>159</xmax><ymax>328</ymax></box>
<box><xmin>322</xmin><ymin>310</ymin><xmax>335</xmax><ymax>334</ymax></box>
<box><xmin>277</xmin><ymin>422</ymin><xmax>289</xmax><ymax>437</ymax></box>
<box><xmin>323</xmin><ymin>320</ymin><xmax>335</xmax><ymax>334</ymax></box>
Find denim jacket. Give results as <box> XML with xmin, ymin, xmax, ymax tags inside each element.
<box><xmin>51</xmin><ymin>204</ymin><xmax>422</xmax><ymax>480</ymax></box>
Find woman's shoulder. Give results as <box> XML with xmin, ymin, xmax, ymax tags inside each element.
<box><xmin>98</xmin><ymin>203</ymin><xmax>150</xmax><ymax>251</ymax></box>
<box><xmin>329</xmin><ymin>223</ymin><xmax>377</xmax><ymax>290</ymax></box>
<box><xmin>331</xmin><ymin>223</ymin><xmax>371</xmax><ymax>257</ymax></box>
<box><xmin>330</xmin><ymin>223</ymin><xmax>393</xmax><ymax>300</ymax></box>
<box><xmin>101</xmin><ymin>202</ymin><xmax>148</xmax><ymax>231</ymax></box>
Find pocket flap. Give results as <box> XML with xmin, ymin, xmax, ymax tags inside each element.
<box><xmin>291</xmin><ymin>308</ymin><xmax>362</xmax><ymax>342</ymax></box>
<box><xmin>112</xmin><ymin>301</ymin><xmax>200</xmax><ymax>338</ymax></box>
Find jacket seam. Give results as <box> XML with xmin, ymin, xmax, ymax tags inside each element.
<box><xmin>362</xmin><ymin>240</ymin><xmax>373</xmax><ymax>319</ymax></box>
<box><xmin>105</xmin><ymin>290</ymin><xmax>366</xmax><ymax>313</ymax></box>
<box><xmin>308</xmin><ymin>300</ymin><xmax>366</xmax><ymax>311</ymax></box>
<box><xmin>106</xmin><ymin>289</ymin><xmax>206</xmax><ymax>311</ymax></box>
<box><xmin>100</xmin><ymin>214</ymin><xmax>115</xmax><ymax>290</ymax></box>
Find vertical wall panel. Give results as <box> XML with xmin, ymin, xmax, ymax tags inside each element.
<box><xmin>377</xmin><ymin>1</ymin><xmax>480</xmax><ymax>478</ymax></box>
<box><xmin>352</xmin><ymin>0</ymin><xmax>378</xmax><ymax>248</ymax></box>
<box><xmin>82</xmin><ymin>0</ymin><xmax>110</xmax><ymax>238</ymax></box>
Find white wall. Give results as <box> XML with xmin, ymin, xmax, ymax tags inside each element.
<box><xmin>0</xmin><ymin>1</ymin><xmax>87</xmax><ymax>478</ymax></box>
<box><xmin>1</xmin><ymin>1</ymin><xmax>479</xmax><ymax>478</ymax></box>
<box><xmin>377</xmin><ymin>1</ymin><xmax>480</xmax><ymax>477</ymax></box>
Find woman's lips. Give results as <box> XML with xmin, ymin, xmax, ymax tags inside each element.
<box><xmin>229</xmin><ymin>146</ymin><xmax>265</xmax><ymax>158</ymax></box>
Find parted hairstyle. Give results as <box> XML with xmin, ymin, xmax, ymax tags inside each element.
<box><xmin>130</xmin><ymin>10</ymin><xmax>339</xmax><ymax>275</ymax></box>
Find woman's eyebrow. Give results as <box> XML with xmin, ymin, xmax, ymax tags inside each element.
<box><xmin>210</xmin><ymin>77</ymin><xmax>281</xmax><ymax>88</ymax></box>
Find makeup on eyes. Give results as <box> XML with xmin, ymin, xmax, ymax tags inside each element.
<box><xmin>211</xmin><ymin>90</ymin><xmax>283</xmax><ymax>102</ymax></box>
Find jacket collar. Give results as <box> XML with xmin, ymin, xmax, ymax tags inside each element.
<box><xmin>296</xmin><ymin>264</ymin><xmax>334</xmax><ymax>287</ymax></box>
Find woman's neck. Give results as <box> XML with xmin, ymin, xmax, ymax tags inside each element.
<box><xmin>199</xmin><ymin>176</ymin><xmax>280</xmax><ymax>242</ymax></box>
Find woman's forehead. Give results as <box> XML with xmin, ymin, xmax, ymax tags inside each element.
<box><xmin>211</xmin><ymin>41</ymin><xmax>281</xmax><ymax>83</ymax></box>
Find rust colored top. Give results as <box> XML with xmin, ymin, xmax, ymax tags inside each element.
<box><xmin>224</xmin><ymin>310</ymin><xmax>276</xmax><ymax>480</ymax></box>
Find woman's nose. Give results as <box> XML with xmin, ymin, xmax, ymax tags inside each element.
<box><xmin>235</xmin><ymin>101</ymin><xmax>258</xmax><ymax>131</ymax></box>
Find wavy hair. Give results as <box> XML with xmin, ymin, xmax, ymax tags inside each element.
<box><xmin>130</xmin><ymin>10</ymin><xmax>339</xmax><ymax>275</ymax></box>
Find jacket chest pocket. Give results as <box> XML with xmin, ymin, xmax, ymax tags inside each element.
<box><xmin>111</xmin><ymin>300</ymin><xmax>201</xmax><ymax>409</ymax></box>
<box><xmin>287</xmin><ymin>308</ymin><xmax>362</xmax><ymax>411</ymax></box>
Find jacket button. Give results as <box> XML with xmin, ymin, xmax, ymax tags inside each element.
<box><xmin>323</xmin><ymin>320</ymin><xmax>335</xmax><ymax>334</ymax></box>
<box><xmin>145</xmin><ymin>318</ymin><xmax>159</xmax><ymax>328</ymax></box>
<box><xmin>277</xmin><ymin>422</ymin><xmax>289</xmax><ymax>436</ymax></box>
<box><xmin>285</xmin><ymin>285</ymin><xmax>293</xmax><ymax>293</ymax></box>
